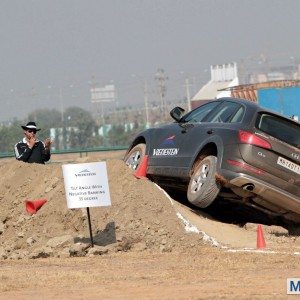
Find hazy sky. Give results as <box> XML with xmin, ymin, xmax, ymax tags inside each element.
<box><xmin>1</xmin><ymin>0</ymin><xmax>300</xmax><ymax>121</ymax></box>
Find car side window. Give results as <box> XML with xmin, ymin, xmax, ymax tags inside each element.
<box><xmin>183</xmin><ymin>101</ymin><xmax>220</xmax><ymax>123</ymax></box>
<box><xmin>229</xmin><ymin>106</ymin><xmax>245</xmax><ymax>123</ymax></box>
<box><xmin>204</xmin><ymin>101</ymin><xmax>244</xmax><ymax>123</ymax></box>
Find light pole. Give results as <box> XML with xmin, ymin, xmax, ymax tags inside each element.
<box><xmin>155</xmin><ymin>68</ymin><xmax>168</xmax><ymax>118</ymax></box>
<box><xmin>143</xmin><ymin>79</ymin><xmax>150</xmax><ymax>128</ymax></box>
<box><xmin>184</xmin><ymin>78</ymin><xmax>192</xmax><ymax>112</ymax></box>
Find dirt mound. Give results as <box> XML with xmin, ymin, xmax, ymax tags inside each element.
<box><xmin>0</xmin><ymin>159</ymin><xmax>204</xmax><ymax>259</ymax></box>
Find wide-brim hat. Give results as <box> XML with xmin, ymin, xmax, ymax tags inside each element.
<box><xmin>21</xmin><ymin>121</ymin><xmax>41</xmax><ymax>131</ymax></box>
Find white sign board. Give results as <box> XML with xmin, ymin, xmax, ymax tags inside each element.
<box><xmin>90</xmin><ymin>84</ymin><xmax>116</xmax><ymax>103</ymax></box>
<box><xmin>62</xmin><ymin>162</ymin><xmax>111</xmax><ymax>209</ymax></box>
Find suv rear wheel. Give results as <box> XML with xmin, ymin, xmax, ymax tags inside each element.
<box><xmin>187</xmin><ymin>155</ymin><xmax>220</xmax><ymax>208</ymax></box>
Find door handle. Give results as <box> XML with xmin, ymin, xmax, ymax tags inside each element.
<box><xmin>207</xmin><ymin>129</ymin><xmax>214</xmax><ymax>134</ymax></box>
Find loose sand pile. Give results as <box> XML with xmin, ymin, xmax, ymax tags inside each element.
<box><xmin>0</xmin><ymin>159</ymin><xmax>204</xmax><ymax>259</ymax></box>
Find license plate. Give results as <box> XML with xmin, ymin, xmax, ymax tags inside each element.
<box><xmin>277</xmin><ymin>156</ymin><xmax>300</xmax><ymax>175</ymax></box>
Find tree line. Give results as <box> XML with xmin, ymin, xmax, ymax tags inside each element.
<box><xmin>0</xmin><ymin>106</ymin><xmax>144</xmax><ymax>153</ymax></box>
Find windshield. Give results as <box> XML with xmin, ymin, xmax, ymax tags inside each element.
<box><xmin>256</xmin><ymin>113</ymin><xmax>300</xmax><ymax>148</ymax></box>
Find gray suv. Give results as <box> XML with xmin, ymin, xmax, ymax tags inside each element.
<box><xmin>124</xmin><ymin>98</ymin><xmax>300</xmax><ymax>225</ymax></box>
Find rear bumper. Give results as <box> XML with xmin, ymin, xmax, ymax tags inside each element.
<box><xmin>227</xmin><ymin>172</ymin><xmax>300</xmax><ymax>215</ymax></box>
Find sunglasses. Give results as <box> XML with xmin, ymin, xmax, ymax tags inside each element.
<box><xmin>25</xmin><ymin>129</ymin><xmax>36</xmax><ymax>134</ymax></box>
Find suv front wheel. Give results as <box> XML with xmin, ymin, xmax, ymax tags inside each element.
<box><xmin>124</xmin><ymin>143</ymin><xmax>146</xmax><ymax>170</ymax></box>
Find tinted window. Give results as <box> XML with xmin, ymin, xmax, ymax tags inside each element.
<box><xmin>184</xmin><ymin>101</ymin><xmax>220</xmax><ymax>123</ymax></box>
<box><xmin>204</xmin><ymin>101</ymin><xmax>245</xmax><ymax>123</ymax></box>
<box><xmin>230</xmin><ymin>106</ymin><xmax>245</xmax><ymax>123</ymax></box>
<box><xmin>256</xmin><ymin>113</ymin><xmax>300</xmax><ymax>148</ymax></box>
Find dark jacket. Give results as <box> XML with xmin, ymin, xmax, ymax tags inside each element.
<box><xmin>14</xmin><ymin>138</ymin><xmax>51</xmax><ymax>164</ymax></box>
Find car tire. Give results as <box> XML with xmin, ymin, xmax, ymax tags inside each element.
<box><xmin>124</xmin><ymin>143</ymin><xmax>146</xmax><ymax>170</ymax></box>
<box><xmin>187</xmin><ymin>155</ymin><xmax>220</xmax><ymax>208</ymax></box>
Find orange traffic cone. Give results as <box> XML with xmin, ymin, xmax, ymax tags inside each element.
<box><xmin>25</xmin><ymin>199</ymin><xmax>47</xmax><ymax>215</ymax></box>
<box><xmin>256</xmin><ymin>224</ymin><xmax>266</xmax><ymax>249</ymax></box>
<box><xmin>134</xmin><ymin>155</ymin><xmax>149</xmax><ymax>179</ymax></box>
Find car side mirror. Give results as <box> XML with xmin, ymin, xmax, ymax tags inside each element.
<box><xmin>170</xmin><ymin>106</ymin><xmax>185</xmax><ymax>122</ymax></box>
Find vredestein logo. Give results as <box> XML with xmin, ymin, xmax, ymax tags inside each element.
<box><xmin>161</xmin><ymin>135</ymin><xmax>176</xmax><ymax>146</ymax></box>
<box><xmin>75</xmin><ymin>169</ymin><xmax>96</xmax><ymax>178</ymax></box>
<box><xmin>153</xmin><ymin>134</ymin><xmax>179</xmax><ymax>156</ymax></box>
<box><xmin>153</xmin><ymin>148</ymin><xmax>179</xmax><ymax>156</ymax></box>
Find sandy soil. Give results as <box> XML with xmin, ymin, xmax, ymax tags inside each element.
<box><xmin>0</xmin><ymin>150</ymin><xmax>299</xmax><ymax>299</ymax></box>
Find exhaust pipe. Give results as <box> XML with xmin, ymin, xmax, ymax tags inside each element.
<box><xmin>243</xmin><ymin>183</ymin><xmax>255</xmax><ymax>192</ymax></box>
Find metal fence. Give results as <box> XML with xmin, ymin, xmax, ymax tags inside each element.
<box><xmin>0</xmin><ymin>146</ymin><xmax>128</xmax><ymax>159</ymax></box>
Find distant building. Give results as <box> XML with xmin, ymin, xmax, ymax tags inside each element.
<box><xmin>248</xmin><ymin>64</ymin><xmax>300</xmax><ymax>83</ymax></box>
<box><xmin>191</xmin><ymin>62</ymin><xmax>239</xmax><ymax>109</ymax></box>
<box><xmin>221</xmin><ymin>79</ymin><xmax>300</xmax><ymax>119</ymax></box>
<box><xmin>221</xmin><ymin>79</ymin><xmax>300</xmax><ymax>102</ymax></box>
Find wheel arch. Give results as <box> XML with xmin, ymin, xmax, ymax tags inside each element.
<box><xmin>125</xmin><ymin>135</ymin><xmax>148</xmax><ymax>157</ymax></box>
<box><xmin>189</xmin><ymin>136</ymin><xmax>224</xmax><ymax>175</ymax></box>
<box><xmin>191</xmin><ymin>143</ymin><xmax>217</xmax><ymax>171</ymax></box>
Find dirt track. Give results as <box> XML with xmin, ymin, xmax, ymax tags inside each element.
<box><xmin>0</xmin><ymin>150</ymin><xmax>299</xmax><ymax>299</ymax></box>
<box><xmin>1</xmin><ymin>250</ymin><xmax>299</xmax><ymax>300</ymax></box>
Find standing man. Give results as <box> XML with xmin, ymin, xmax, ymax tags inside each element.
<box><xmin>14</xmin><ymin>121</ymin><xmax>52</xmax><ymax>164</ymax></box>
